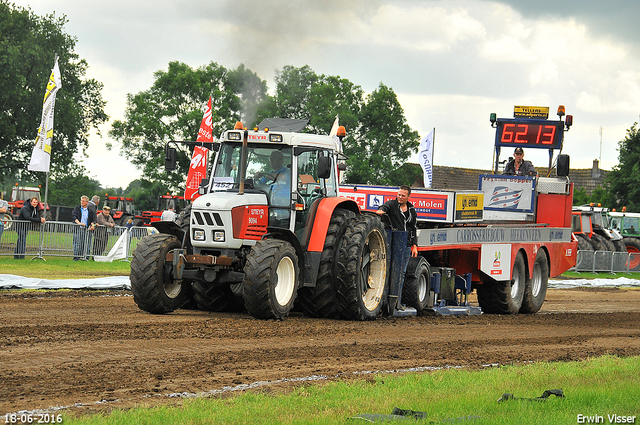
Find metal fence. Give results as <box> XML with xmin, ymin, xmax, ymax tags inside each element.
<box><xmin>0</xmin><ymin>220</ymin><xmax>156</xmax><ymax>260</ymax></box>
<box><xmin>573</xmin><ymin>250</ymin><xmax>640</xmax><ymax>273</ymax></box>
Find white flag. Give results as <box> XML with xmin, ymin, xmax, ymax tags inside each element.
<box><xmin>28</xmin><ymin>57</ymin><xmax>62</xmax><ymax>172</ymax></box>
<box><xmin>418</xmin><ymin>129</ymin><xmax>434</xmax><ymax>188</ymax></box>
<box><xmin>329</xmin><ymin>115</ymin><xmax>343</xmax><ymax>153</ymax></box>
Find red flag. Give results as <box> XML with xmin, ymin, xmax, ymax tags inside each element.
<box><xmin>185</xmin><ymin>96</ymin><xmax>212</xmax><ymax>200</ymax></box>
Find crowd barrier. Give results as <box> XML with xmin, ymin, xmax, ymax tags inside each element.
<box><xmin>572</xmin><ymin>249</ymin><xmax>640</xmax><ymax>273</ymax></box>
<box><xmin>0</xmin><ymin>220</ymin><xmax>156</xmax><ymax>261</ymax></box>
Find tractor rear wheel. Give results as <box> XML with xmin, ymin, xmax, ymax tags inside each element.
<box><xmin>576</xmin><ymin>233</ymin><xmax>595</xmax><ymax>251</ymax></box>
<box><xmin>130</xmin><ymin>233</ymin><xmax>193</xmax><ymax>313</ymax></box>
<box><xmin>336</xmin><ymin>214</ymin><xmax>388</xmax><ymax>321</ymax></box>
<box><xmin>623</xmin><ymin>238</ymin><xmax>640</xmax><ymax>271</ymax></box>
<box><xmin>298</xmin><ymin>208</ymin><xmax>355</xmax><ymax>318</ymax></box>
<box><xmin>243</xmin><ymin>238</ymin><xmax>300</xmax><ymax>319</ymax></box>
<box><xmin>402</xmin><ymin>257</ymin><xmax>431</xmax><ymax>313</ymax></box>
<box><xmin>612</xmin><ymin>239</ymin><xmax>626</xmax><ymax>252</ymax></box>
<box><xmin>477</xmin><ymin>251</ymin><xmax>526</xmax><ymax>314</ymax></box>
<box><xmin>520</xmin><ymin>249</ymin><xmax>549</xmax><ymax>314</ymax></box>
<box><xmin>591</xmin><ymin>233</ymin><xmax>615</xmax><ymax>252</ymax></box>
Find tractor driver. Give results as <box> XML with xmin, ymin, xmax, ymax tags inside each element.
<box><xmin>255</xmin><ymin>150</ymin><xmax>289</xmax><ymax>185</ymax></box>
<box><xmin>254</xmin><ymin>150</ymin><xmax>291</xmax><ymax>209</ymax></box>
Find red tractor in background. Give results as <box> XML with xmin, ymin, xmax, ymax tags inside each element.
<box><xmin>103</xmin><ymin>194</ymin><xmax>138</xmax><ymax>226</ymax></box>
<box><xmin>3</xmin><ymin>185</ymin><xmax>49</xmax><ymax>230</ymax></box>
<box><xmin>140</xmin><ymin>194</ymin><xmax>188</xmax><ymax>226</ymax></box>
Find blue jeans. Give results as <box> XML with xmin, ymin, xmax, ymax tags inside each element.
<box><xmin>73</xmin><ymin>227</ymin><xmax>89</xmax><ymax>259</ymax></box>
<box><xmin>14</xmin><ymin>222</ymin><xmax>28</xmax><ymax>259</ymax></box>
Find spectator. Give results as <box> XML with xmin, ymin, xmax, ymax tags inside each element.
<box><xmin>160</xmin><ymin>205</ymin><xmax>176</xmax><ymax>221</ymax></box>
<box><xmin>0</xmin><ymin>196</ymin><xmax>8</xmax><ymax>243</ymax></box>
<box><xmin>71</xmin><ymin>195</ymin><xmax>98</xmax><ymax>261</ymax></box>
<box><xmin>14</xmin><ymin>197</ymin><xmax>46</xmax><ymax>259</ymax></box>
<box><xmin>94</xmin><ymin>206</ymin><xmax>115</xmax><ymax>256</ymax></box>
<box><xmin>88</xmin><ymin>195</ymin><xmax>100</xmax><ymax>214</ymax></box>
<box><xmin>376</xmin><ymin>185</ymin><xmax>418</xmax><ymax>309</ymax></box>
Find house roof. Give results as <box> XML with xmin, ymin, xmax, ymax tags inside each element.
<box><xmin>412</xmin><ymin>163</ymin><xmax>608</xmax><ymax>196</ymax></box>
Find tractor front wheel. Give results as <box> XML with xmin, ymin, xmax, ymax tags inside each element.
<box><xmin>243</xmin><ymin>239</ymin><xmax>300</xmax><ymax>319</ymax></box>
<box><xmin>130</xmin><ymin>233</ymin><xmax>193</xmax><ymax>313</ymax></box>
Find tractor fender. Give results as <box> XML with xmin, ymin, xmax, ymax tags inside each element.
<box><xmin>152</xmin><ymin>221</ymin><xmax>185</xmax><ymax>241</ymax></box>
<box><xmin>305</xmin><ymin>197</ymin><xmax>360</xmax><ymax>253</ymax></box>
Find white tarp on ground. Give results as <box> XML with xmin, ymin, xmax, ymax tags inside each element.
<box><xmin>0</xmin><ymin>274</ymin><xmax>131</xmax><ymax>290</ymax></box>
<box><xmin>548</xmin><ymin>277</ymin><xmax>640</xmax><ymax>289</ymax></box>
<box><xmin>0</xmin><ymin>275</ymin><xmax>639</xmax><ymax>291</ymax></box>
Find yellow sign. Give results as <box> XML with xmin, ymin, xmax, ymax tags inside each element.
<box><xmin>514</xmin><ymin>106</ymin><xmax>549</xmax><ymax>119</ymax></box>
<box><xmin>455</xmin><ymin>193</ymin><xmax>484</xmax><ymax>221</ymax></box>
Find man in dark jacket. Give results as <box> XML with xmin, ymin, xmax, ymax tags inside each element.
<box><xmin>14</xmin><ymin>197</ymin><xmax>46</xmax><ymax>259</ymax></box>
<box><xmin>376</xmin><ymin>185</ymin><xmax>419</xmax><ymax>309</ymax></box>
<box><xmin>71</xmin><ymin>195</ymin><xmax>98</xmax><ymax>260</ymax></box>
<box><xmin>376</xmin><ymin>185</ymin><xmax>419</xmax><ymax>257</ymax></box>
<box><xmin>503</xmin><ymin>147</ymin><xmax>537</xmax><ymax>176</ymax></box>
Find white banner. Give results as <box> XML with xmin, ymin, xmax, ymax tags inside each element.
<box><xmin>418</xmin><ymin>129</ymin><xmax>434</xmax><ymax>188</ymax></box>
<box><xmin>94</xmin><ymin>230</ymin><xmax>128</xmax><ymax>262</ymax></box>
<box><xmin>28</xmin><ymin>57</ymin><xmax>62</xmax><ymax>172</ymax></box>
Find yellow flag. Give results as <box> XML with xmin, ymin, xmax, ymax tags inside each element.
<box><xmin>28</xmin><ymin>57</ymin><xmax>62</xmax><ymax>172</ymax></box>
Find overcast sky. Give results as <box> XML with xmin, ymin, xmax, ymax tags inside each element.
<box><xmin>13</xmin><ymin>0</ymin><xmax>640</xmax><ymax>188</ymax></box>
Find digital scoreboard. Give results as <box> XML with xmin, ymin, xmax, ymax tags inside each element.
<box><xmin>494</xmin><ymin>118</ymin><xmax>564</xmax><ymax>150</ymax></box>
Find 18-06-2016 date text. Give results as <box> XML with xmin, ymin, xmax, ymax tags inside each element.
<box><xmin>4</xmin><ymin>413</ymin><xmax>63</xmax><ymax>424</ymax></box>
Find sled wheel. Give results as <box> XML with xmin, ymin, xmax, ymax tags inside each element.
<box><xmin>477</xmin><ymin>251</ymin><xmax>526</xmax><ymax>314</ymax></box>
<box><xmin>402</xmin><ymin>257</ymin><xmax>431</xmax><ymax>312</ymax></box>
<box><xmin>520</xmin><ymin>249</ymin><xmax>549</xmax><ymax>314</ymax></box>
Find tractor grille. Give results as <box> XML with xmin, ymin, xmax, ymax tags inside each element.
<box><xmin>192</xmin><ymin>211</ymin><xmax>224</xmax><ymax>226</ymax></box>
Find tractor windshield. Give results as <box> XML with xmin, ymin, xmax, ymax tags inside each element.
<box><xmin>212</xmin><ymin>143</ymin><xmax>292</xmax><ymax>207</ymax></box>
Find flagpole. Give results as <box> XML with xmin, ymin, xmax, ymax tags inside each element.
<box><xmin>431</xmin><ymin>127</ymin><xmax>435</xmax><ymax>176</ymax></box>
<box><xmin>34</xmin><ymin>53</ymin><xmax>58</xmax><ymax>261</ymax></box>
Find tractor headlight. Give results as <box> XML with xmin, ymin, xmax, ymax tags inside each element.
<box><xmin>213</xmin><ymin>231</ymin><xmax>225</xmax><ymax>242</ymax></box>
<box><xmin>193</xmin><ymin>229</ymin><xmax>205</xmax><ymax>241</ymax></box>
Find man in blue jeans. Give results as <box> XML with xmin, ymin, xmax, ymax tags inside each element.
<box><xmin>71</xmin><ymin>195</ymin><xmax>98</xmax><ymax>260</ymax></box>
<box><xmin>376</xmin><ymin>185</ymin><xmax>419</xmax><ymax>307</ymax></box>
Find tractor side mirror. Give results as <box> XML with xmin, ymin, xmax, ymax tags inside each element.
<box><xmin>317</xmin><ymin>155</ymin><xmax>331</xmax><ymax>179</ymax></box>
<box><xmin>165</xmin><ymin>147</ymin><xmax>177</xmax><ymax>171</ymax></box>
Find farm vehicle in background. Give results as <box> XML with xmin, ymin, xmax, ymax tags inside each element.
<box><xmin>129</xmin><ymin>106</ymin><xmax>576</xmax><ymax>321</ymax></box>
<box><xmin>139</xmin><ymin>194</ymin><xmax>188</xmax><ymax>226</ymax></box>
<box><xmin>3</xmin><ymin>185</ymin><xmax>49</xmax><ymax>231</ymax></box>
<box><xmin>607</xmin><ymin>209</ymin><xmax>640</xmax><ymax>270</ymax></box>
<box><xmin>103</xmin><ymin>194</ymin><xmax>138</xmax><ymax>226</ymax></box>
<box><xmin>571</xmin><ymin>205</ymin><xmax>625</xmax><ymax>253</ymax></box>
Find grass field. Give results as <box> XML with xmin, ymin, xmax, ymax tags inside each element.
<box><xmin>62</xmin><ymin>355</ymin><xmax>639</xmax><ymax>424</ymax></box>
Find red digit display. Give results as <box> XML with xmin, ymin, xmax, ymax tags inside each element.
<box><xmin>498</xmin><ymin>120</ymin><xmax>562</xmax><ymax>149</ymax></box>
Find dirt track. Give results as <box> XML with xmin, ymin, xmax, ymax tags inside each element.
<box><xmin>2</xmin><ymin>287</ymin><xmax>640</xmax><ymax>416</ymax></box>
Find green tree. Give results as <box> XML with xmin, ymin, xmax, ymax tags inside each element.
<box><xmin>48</xmin><ymin>164</ymin><xmax>102</xmax><ymax>206</ymax></box>
<box><xmin>267</xmin><ymin>66</ymin><xmax>418</xmax><ymax>185</ymax></box>
<box><xmin>0</xmin><ymin>1</ymin><xmax>108</xmax><ymax>186</ymax></box>
<box><xmin>266</xmin><ymin>65</ymin><xmax>363</xmax><ymax>136</ymax></box>
<box><xmin>607</xmin><ymin>122</ymin><xmax>640</xmax><ymax>211</ymax></box>
<box><xmin>109</xmin><ymin>61</ymin><xmax>269</xmax><ymax>192</ymax></box>
<box><xmin>344</xmin><ymin>83</ymin><xmax>420</xmax><ymax>185</ymax></box>
<box><xmin>125</xmin><ymin>179</ymin><xmax>171</xmax><ymax>211</ymax></box>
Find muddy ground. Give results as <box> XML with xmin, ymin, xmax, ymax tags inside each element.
<box><xmin>2</xmin><ymin>287</ymin><xmax>640</xmax><ymax>417</ymax></box>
